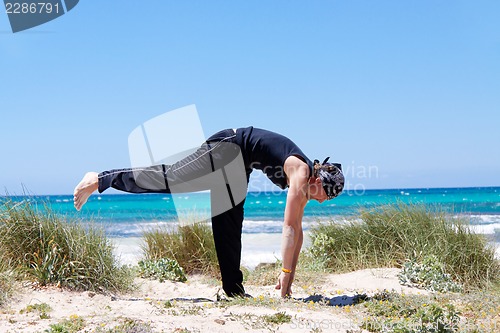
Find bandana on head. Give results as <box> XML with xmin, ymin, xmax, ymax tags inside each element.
<box><xmin>313</xmin><ymin>157</ymin><xmax>344</xmax><ymax>199</ymax></box>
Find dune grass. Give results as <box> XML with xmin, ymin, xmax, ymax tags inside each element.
<box><xmin>308</xmin><ymin>203</ymin><xmax>500</xmax><ymax>290</ymax></box>
<box><xmin>0</xmin><ymin>197</ymin><xmax>134</xmax><ymax>293</ymax></box>
<box><xmin>0</xmin><ymin>255</ymin><xmax>15</xmax><ymax>306</ymax></box>
<box><xmin>142</xmin><ymin>221</ymin><xmax>220</xmax><ymax>278</ymax></box>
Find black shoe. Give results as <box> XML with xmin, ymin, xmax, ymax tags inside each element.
<box><xmin>217</xmin><ymin>289</ymin><xmax>253</xmax><ymax>301</ymax></box>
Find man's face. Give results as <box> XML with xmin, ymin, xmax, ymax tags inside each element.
<box><xmin>310</xmin><ymin>179</ymin><xmax>328</xmax><ymax>203</ymax></box>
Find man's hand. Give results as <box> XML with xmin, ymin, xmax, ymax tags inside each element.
<box><xmin>275</xmin><ymin>271</ymin><xmax>294</xmax><ymax>298</ymax></box>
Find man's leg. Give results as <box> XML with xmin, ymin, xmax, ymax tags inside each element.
<box><xmin>211</xmin><ymin>196</ymin><xmax>246</xmax><ymax>297</ymax></box>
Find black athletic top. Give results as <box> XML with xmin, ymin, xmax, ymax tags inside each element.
<box><xmin>235</xmin><ymin>126</ymin><xmax>313</xmax><ymax>189</ymax></box>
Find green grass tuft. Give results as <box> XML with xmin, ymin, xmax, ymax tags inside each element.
<box><xmin>94</xmin><ymin>317</ymin><xmax>154</xmax><ymax>333</ymax></box>
<box><xmin>45</xmin><ymin>315</ymin><xmax>86</xmax><ymax>333</ymax></box>
<box><xmin>0</xmin><ymin>197</ymin><xmax>134</xmax><ymax>292</ymax></box>
<box><xmin>0</xmin><ymin>254</ymin><xmax>15</xmax><ymax>306</ymax></box>
<box><xmin>263</xmin><ymin>311</ymin><xmax>292</xmax><ymax>324</ymax></box>
<box><xmin>141</xmin><ymin>221</ymin><xmax>219</xmax><ymax>277</ymax></box>
<box><xmin>19</xmin><ymin>302</ymin><xmax>52</xmax><ymax>319</ymax></box>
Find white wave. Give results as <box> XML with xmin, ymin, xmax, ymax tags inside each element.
<box><xmin>468</xmin><ymin>215</ymin><xmax>500</xmax><ymax>224</ymax></box>
<box><xmin>104</xmin><ymin>221</ymin><xmax>178</xmax><ymax>237</ymax></box>
<box><xmin>242</xmin><ymin>220</ymin><xmax>282</xmax><ymax>233</ymax></box>
<box><xmin>469</xmin><ymin>223</ymin><xmax>500</xmax><ymax>235</ymax></box>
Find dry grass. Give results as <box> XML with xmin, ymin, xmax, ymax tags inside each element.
<box><xmin>0</xmin><ymin>197</ymin><xmax>134</xmax><ymax>292</ymax></box>
<box><xmin>308</xmin><ymin>203</ymin><xmax>500</xmax><ymax>290</ymax></box>
<box><xmin>142</xmin><ymin>221</ymin><xmax>220</xmax><ymax>278</ymax></box>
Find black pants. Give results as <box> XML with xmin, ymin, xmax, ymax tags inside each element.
<box><xmin>98</xmin><ymin>129</ymin><xmax>250</xmax><ymax>296</ymax></box>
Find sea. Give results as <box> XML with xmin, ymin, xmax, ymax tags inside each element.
<box><xmin>3</xmin><ymin>187</ymin><xmax>500</xmax><ymax>266</ymax></box>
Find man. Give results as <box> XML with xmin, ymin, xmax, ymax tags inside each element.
<box><xmin>74</xmin><ymin>126</ymin><xmax>344</xmax><ymax>298</ymax></box>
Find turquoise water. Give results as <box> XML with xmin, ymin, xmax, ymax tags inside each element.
<box><xmin>3</xmin><ymin>187</ymin><xmax>499</xmax><ymax>237</ymax></box>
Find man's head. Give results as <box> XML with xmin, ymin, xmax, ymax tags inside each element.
<box><xmin>313</xmin><ymin>157</ymin><xmax>344</xmax><ymax>200</ymax></box>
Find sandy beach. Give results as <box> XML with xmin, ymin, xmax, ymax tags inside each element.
<box><xmin>0</xmin><ymin>267</ymin><xmax>423</xmax><ymax>333</ymax></box>
<box><xmin>0</xmin><ymin>233</ymin><xmax>431</xmax><ymax>332</ymax></box>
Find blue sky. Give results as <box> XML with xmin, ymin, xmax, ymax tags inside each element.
<box><xmin>0</xmin><ymin>0</ymin><xmax>499</xmax><ymax>195</ymax></box>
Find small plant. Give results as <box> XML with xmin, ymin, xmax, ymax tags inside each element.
<box><xmin>309</xmin><ymin>233</ymin><xmax>336</xmax><ymax>263</ymax></box>
<box><xmin>166</xmin><ymin>304</ymin><xmax>205</xmax><ymax>317</ymax></box>
<box><xmin>263</xmin><ymin>311</ymin><xmax>292</xmax><ymax>325</ymax></box>
<box><xmin>229</xmin><ymin>311</ymin><xmax>291</xmax><ymax>330</ymax></box>
<box><xmin>94</xmin><ymin>317</ymin><xmax>154</xmax><ymax>333</ymax></box>
<box><xmin>45</xmin><ymin>314</ymin><xmax>86</xmax><ymax>333</ymax></box>
<box><xmin>398</xmin><ymin>255</ymin><xmax>463</xmax><ymax>293</ymax></box>
<box><xmin>138</xmin><ymin>258</ymin><xmax>187</xmax><ymax>282</ymax></box>
<box><xmin>20</xmin><ymin>302</ymin><xmax>52</xmax><ymax>319</ymax></box>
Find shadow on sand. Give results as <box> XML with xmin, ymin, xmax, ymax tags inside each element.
<box><xmin>295</xmin><ymin>293</ymin><xmax>369</xmax><ymax>307</ymax></box>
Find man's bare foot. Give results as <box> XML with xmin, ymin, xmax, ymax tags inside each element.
<box><xmin>74</xmin><ymin>172</ymin><xmax>99</xmax><ymax>211</ymax></box>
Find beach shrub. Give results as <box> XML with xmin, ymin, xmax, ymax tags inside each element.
<box><xmin>361</xmin><ymin>291</ymin><xmax>462</xmax><ymax>333</ymax></box>
<box><xmin>46</xmin><ymin>314</ymin><xmax>86</xmax><ymax>333</ymax></box>
<box><xmin>308</xmin><ymin>203</ymin><xmax>500</xmax><ymax>289</ymax></box>
<box><xmin>94</xmin><ymin>317</ymin><xmax>154</xmax><ymax>333</ymax></box>
<box><xmin>138</xmin><ymin>257</ymin><xmax>187</xmax><ymax>282</ymax></box>
<box><xmin>398</xmin><ymin>255</ymin><xmax>463</xmax><ymax>293</ymax></box>
<box><xmin>359</xmin><ymin>289</ymin><xmax>500</xmax><ymax>333</ymax></box>
<box><xmin>19</xmin><ymin>302</ymin><xmax>52</xmax><ymax>319</ymax></box>
<box><xmin>263</xmin><ymin>311</ymin><xmax>292</xmax><ymax>325</ymax></box>
<box><xmin>142</xmin><ymin>221</ymin><xmax>219</xmax><ymax>277</ymax></box>
<box><xmin>0</xmin><ymin>197</ymin><xmax>134</xmax><ymax>292</ymax></box>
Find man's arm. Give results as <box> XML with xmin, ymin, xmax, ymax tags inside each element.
<box><xmin>290</xmin><ymin>208</ymin><xmax>304</xmax><ymax>273</ymax></box>
<box><xmin>275</xmin><ymin>156</ymin><xmax>309</xmax><ymax>297</ymax></box>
